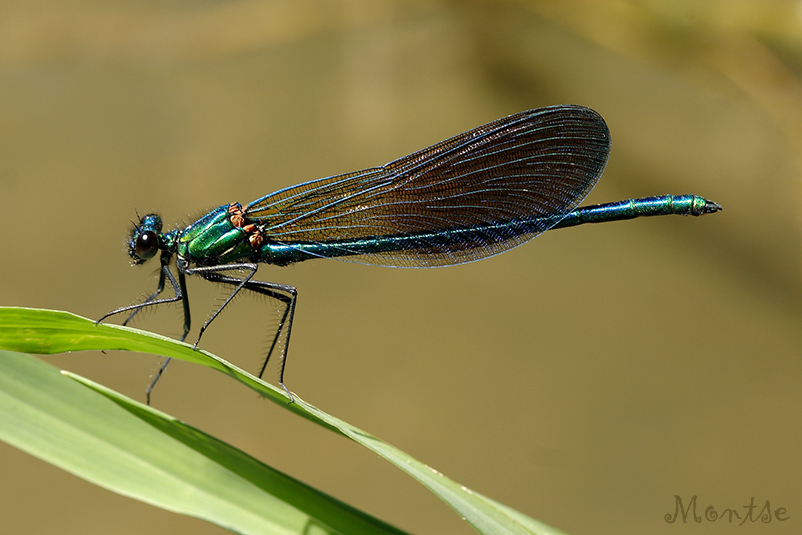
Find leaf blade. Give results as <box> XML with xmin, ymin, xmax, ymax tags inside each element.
<box><xmin>0</xmin><ymin>307</ymin><xmax>568</xmax><ymax>535</ymax></box>
<box><xmin>0</xmin><ymin>347</ymin><xmax>407</xmax><ymax>535</ymax></box>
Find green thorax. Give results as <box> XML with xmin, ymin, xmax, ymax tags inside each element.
<box><xmin>176</xmin><ymin>204</ymin><xmax>254</xmax><ymax>265</ymax></box>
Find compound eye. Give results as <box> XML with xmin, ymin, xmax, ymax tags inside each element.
<box><xmin>134</xmin><ymin>230</ymin><xmax>159</xmax><ymax>261</ymax></box>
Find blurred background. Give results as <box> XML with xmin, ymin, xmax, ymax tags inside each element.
<box><xmin>0</xmin><ymin>0</ymin><xmax>800</xmax><ymax>534</ymax></box>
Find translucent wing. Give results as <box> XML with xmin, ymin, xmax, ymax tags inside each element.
<box><xmin>245</xmin><ymin>105</ymin><xmax>610</xmax><ymax>267</ymax></box>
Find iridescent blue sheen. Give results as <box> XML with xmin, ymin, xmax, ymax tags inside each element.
<box><xmin>100</xmin><ymin>105</ymin><xmax>720</xmax><ymax>403</ymax></box>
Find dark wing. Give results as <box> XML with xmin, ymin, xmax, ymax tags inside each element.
<box><xmin>245</xmin><ymin>105</ymin><xmax>610</xmax><ymax>267</ymax></box>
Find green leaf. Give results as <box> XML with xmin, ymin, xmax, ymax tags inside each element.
<box><xmin>0</xmin><ymin>307</ymin><xmax>568</xmax><ymax>535</ymax></box>
<box><xmin>0</xmin><ymin>348</ymin><xmax>406</xmax><ymax>535</ymax></box>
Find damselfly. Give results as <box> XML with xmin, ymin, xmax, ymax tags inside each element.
<box><xmin>100</xmin><ymin>105</ymin><xmax>721</xmax><ymax>402</ymax></box>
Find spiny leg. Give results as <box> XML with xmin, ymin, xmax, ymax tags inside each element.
<box><xmin>210</xmin><ymin>274</ymin><xmax>297</xmax><ymax>402</ymax></box>
<box><xmin>122</xmin><ymin>259</ymin><xmax>168</xmax><ymax>327</ymax></box>
<box><xmin>119</xmin><ymin>267</ymin><xmax>166</xmax><ymax>327</ymax></box>
<box><xmin>144</xmin><ymin>269</ymin><xmax>191</xmax><ymax>404</ymax></box>
<box><xmin>181</xmin><ymin>262</ymin><xmax>260</xmax><ymax>349</ymax></box>
<box><xmin>98</xmin><ymin>257</ymin><xmax>187</xmax><ymax>334</ymax></box>
<box><xmin>185</xmin><ymin>263</ymin><xmax>297</xmax><ymax>401</ymax></box>
<box><xmin>97</xmin><ymin>254</ymin><xmax>191</xmax><ymax>404</ymax></box>
<box><xmin>206</xmin><ymin>273</ymin><xmax>296</xmax><ymax>382</ymax></box>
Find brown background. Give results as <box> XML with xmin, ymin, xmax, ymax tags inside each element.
<box><xmin>0</xmin><ymin>1</ymin><xmax>800</xmax><ymax>534</ymax></box>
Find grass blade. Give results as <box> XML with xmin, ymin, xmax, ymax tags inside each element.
<box><xmin>0</xmin><ymin>307</ymin><xmax>568</xmax><ymax>535</ymax></box>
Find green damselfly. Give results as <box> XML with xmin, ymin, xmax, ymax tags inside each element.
<box><xmin>100</xmin><ymin>105</ymin><xmax>721</xmax><ymax>402</ymax></box>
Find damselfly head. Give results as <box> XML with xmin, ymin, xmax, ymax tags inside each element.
<box><xmin>129</xmin><ymin>213</ymin><xmax>163</xmax><ymax>264</ymax></box>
